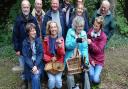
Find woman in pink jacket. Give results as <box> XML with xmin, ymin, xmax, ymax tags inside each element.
<box><xmin>87</xmin><ymin>16</ymin><xmax>107</xmax><ymax>85</ymax></box>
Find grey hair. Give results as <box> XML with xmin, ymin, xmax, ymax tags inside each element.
<box><xmin>21</xmin><ymin>0</ymin><xmax>31</xmax><ymax>7</ymax></box>
<box><xmin>72</xmin><ymin>16</ymin><xmax>85</xmax><ymax>29</ymax></box>
<box><xmin>101</xmin><ymin>0</ymin><xmax>110</xmax><ymax>8</ymax></box>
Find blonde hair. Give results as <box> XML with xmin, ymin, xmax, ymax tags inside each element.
<box><xmin>95</xmin><ymin>16</ymin><xmax>104</xmax><ymax>28</ymax></box>
<box><xmin>46</xmin><ymin>21</ymin><xmax>59</xmax><ymax>35</ymax></box>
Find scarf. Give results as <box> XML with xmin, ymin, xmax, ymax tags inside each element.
<box><xmin>49</xmin><ymin>36</ymin><xmax>57</xmax><ymax>56</ymax></box>
<box><xmin>91</xmin><ymin>29</ymin><xmax>101</xmax><ymax>38</ymax></box>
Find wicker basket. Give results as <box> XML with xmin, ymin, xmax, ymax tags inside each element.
<box><xmin>66</xmin><ymin>48</ymin><xmax>82</xmax><ymax>75</ymax></box>
<box><xmin>45</xmin><ymin>61</ymin><xmax>64</xmax><ymax>74</ymax></box>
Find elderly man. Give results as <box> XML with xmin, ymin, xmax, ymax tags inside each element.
<box><xmin>12</xmin><ymin>0</ymin><xmax>40</xmax><ymax>88</ymax></box>
<box><xmin>42</xmin><ymin>0</ymin><xmax>65</xmax><ymax>39</ymax></box>
<box><xmin>32</xmin><ymin>0</ymin><xmax>45</xmax><ymax>38</ymax></box>
<box><xmin>91</xmin><ymin>0</ymin><xmax>116</xmax><ymax>41</ymax></box>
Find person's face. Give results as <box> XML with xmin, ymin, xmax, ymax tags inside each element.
<box><xmin>50</xmin><ymin>23</ymin><xmax>58</xmax><ymax>36</ymax></box>
<box><xmin>29</xmin><ymin>28</ymin><xmax>36</xmax><ymax>39</ymax></box>
<box><xmin>35</xmin><ymin>1</ymin><xmax>42</xmax><ymax>12</ymax></box>
<box><xmin>51</xmin><ymin>0</ymin><xmax>59</xmax><ymax>12</ymax></box>
<box><xmin>21</xmin><ymin>2</ymin><xmax>30</xmax><ymax>16</ymax></box>
<box><xmin>93</xmin><ymin>21</ymin><xmax>101</xmax><ymax>32</ymax></box>
<box><xmin>76</xmin><ymin>4</ymin><xmax>84</xmax><ymax>16</ymax></box>
<box><xmin>75</xmin><ymin>25</ymin><xmax>84</xmax><ymax>34</ymax></box>
<box><xmin>100</xmin><ymin>3</ymin><xmax>109</xmax><ymax>16</ymax></box>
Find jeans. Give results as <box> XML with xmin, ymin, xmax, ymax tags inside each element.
<box><xmin>67</xmin><ymin>71</ymin><xmax>90</xmax><ymax>89</ymax></box>
<box><xmin>31</xmin><ymin>70</ymin><xmax>41</xmax><ymax>89</ymax></box>
<box><xmin>89</xmin><ymin>64</ymin><xmax>103</xmax><ymax>83</ymax></box>
<box><xmin>19</xmin><ymin>55</ymin><xmax>25</xmax><ymax>80</ymax></box>
<box><xmin>47</xmin><ymin>72</ymin><xmax>63</xmax><ymax>89</ymax></box>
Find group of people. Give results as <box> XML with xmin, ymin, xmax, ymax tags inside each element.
<box><xmin>12</xmin><ymin>0</ymin><xmax>115</xmax><ymax>89</ymax></box>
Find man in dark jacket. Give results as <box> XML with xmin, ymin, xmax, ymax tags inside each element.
<box><xmin>12</xmin><ymin>0</ymin><xmax>40</xmax><ymax>88</ymax></box>
<box><xmin>42</xmin><ymin>0</ymin><xmax>66</xmax><ymax>39</ymax></box>
<box><xmin>60</xmin><ymin>0</ymin><xmax>74</xmax><ymax>36</ymax></box>
<box><xmin>91</xmin><ymin>0</ymin><xmax>116</xmax><ymax>41</ymax></box>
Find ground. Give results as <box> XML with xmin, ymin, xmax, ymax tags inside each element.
<box><xmin>0</xmin><ymin>34</ymin><xmax>128</xmax><ymax>89</ymax></box>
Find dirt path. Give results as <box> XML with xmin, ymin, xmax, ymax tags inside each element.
<box><xmin>0</xmin><ymin>46</ymin><xmax>128</xmax><ymax>89</ymax></box>
<box><xmin>100</xmin><ymin>46</ymin><xmax>128</xmax><ymax>89</ymax></box>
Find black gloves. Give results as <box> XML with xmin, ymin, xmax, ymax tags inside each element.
<box><xmin>76</xmin><ymin>38</ymin><xmax>82</xmax><ymax>43</ymax></box>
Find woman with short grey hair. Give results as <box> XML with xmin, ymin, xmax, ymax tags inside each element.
<box><xmin>65</xmin><ymin>16</ymin><xmax>90</xmax><ymax>89</ymax></box>
<box><xmin>72</xmin><ymin>16</ymin><xmax>85</xmax><ymax>30</ymax></box>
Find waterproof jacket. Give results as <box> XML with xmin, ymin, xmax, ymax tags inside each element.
<box><xmin>91</xmin><ymin>9</ymin><xmax>116</xmax><ymax>40</ymax></box>
<box><xmin>60</xmin><ymin>2</ymin><xmax>74</xmax><ymax>36</ymax></box>
<box><xmin>22</xmin><ymin>37</ymin><xmax>43</xmax><ymax>79</ymax></box>
<box><xmin>43</xmin><ymin>36</ymin><xmax>65</xmax><ymax>63</ymax></box>
<box><xmin>87</xmin><ymin>28</ymin><xmax>107</xmax><ymax>66</ymax></box>
<box><xmin>12</xmin><ymin>14</ymin><xmax>40</xmax><ymax>54</ymax></box>
<box><xmin>42</xmin><ymin>9</ymin><xmax>66</xmax><ymax>39</ymax></box>
<box><xmin>64</xmin><ymin>28</ymin><xmax>89</xmax><ymax>66</ymax></box>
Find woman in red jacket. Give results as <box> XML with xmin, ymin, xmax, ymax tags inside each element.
<box><xmin>87</xmin><ymin>16</ymin><xmax>107</xmax><ymax>85</ymax></box>
<box><xmin>43</xmin><ymin>21</ymin><xmax>65</xmax><ymax>89</ymax></box>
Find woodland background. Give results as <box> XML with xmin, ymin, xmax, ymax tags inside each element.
<box><xmin>0</xmin><ymin>0</ymin><xmax>128</xmax><ymax>89</ymax></box>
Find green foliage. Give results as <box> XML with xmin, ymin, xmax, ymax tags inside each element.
<box><xmin>0</xmin><ymin>0</ymin><xmax>21</xmax><ymax>46</ymax></box>
<box><xmin>107</xmin><ymin>32</ymin><xmax>128</xmax><ymax>48</ymax></box>
<box><xmin>0</xmin><ymin>23</ymin><xmax>13</xmax><ymax>47</ymax></box>
<box><xmin>8</xmin><ymin>0</ymin><xmax>21</xmax><ymax>23</ymax></box>
<box><xmin>116</xmin><ymin>16</ymin><xmax>128</xmax><ymax>36</ymax></box>
<box><xmin>43</xmin><ymin>0</ymin><xmax>51</xmax><ymax>11</ymax></box>
<box><xmin>116</xmin><ymin>0</ymin><xmax>128</xmax><ymax>36</ymax></box>
<box><xmin>0</xmin><ymin>45</ymin><xmax>17</xmax><ymax>61</ymax></box>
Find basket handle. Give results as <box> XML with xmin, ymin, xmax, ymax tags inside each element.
<box><xmin>74</xmin><ymin>48</ymin><xmax>80</xmax><ymax>57</ymax></box>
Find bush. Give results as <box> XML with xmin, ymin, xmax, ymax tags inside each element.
<box><xmin>116</xmin><ymin>16</ymin><xmax>128</xmax><ymax>37</ymax></box>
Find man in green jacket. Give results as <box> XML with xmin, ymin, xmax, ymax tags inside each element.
<box><xmin>91</xmin><ymin>0</ymin><xmax>116</xmax><ymax>41</ymax></box>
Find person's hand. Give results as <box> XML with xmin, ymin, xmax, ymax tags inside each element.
<box><xmin>82</xmin><ymin>37</ymin><xmax>87</xmax><ymax>42</ymax></box>
<box><xmin>91</xmin><ymin>61</ymin><xmax>95</xmax><ymax>66</ymax></box>
<box><xmin>16</xmin><ymin>51</ymin><xmax>20</xmax><ymax>56</ymax></box>
<box><xmin>76</xmin><ymin>38</ymin><xmax>87</xmax><ymax>43</ymax></box>
<box><xmin>87</xmin><ymin>39</ymin><xmax>92</xmax><ymax>44</ymax></box>
<box><xmin>62</xmin><ymin>8</ymin><xmax>66</xmax><ymax>12</ymax></box>
<box><xmin>56</xmin><ymin>38</ymin><xmax>62</xmax><ymax>48</ymax></box>
<box><xmin>51</xmin><ymin>57</ymin><xmax>57</xmax><ymax>62</ymax></box>
<box><xmin>32</xmin><ymin>66</ymin><xmax>38</xmax><ymax>74</ymax></box>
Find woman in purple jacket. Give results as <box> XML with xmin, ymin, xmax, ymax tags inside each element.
<box><xmin>87</xmin><ymin>16</ymin><xmax>107</xmax><ymax>85</ymax></box>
